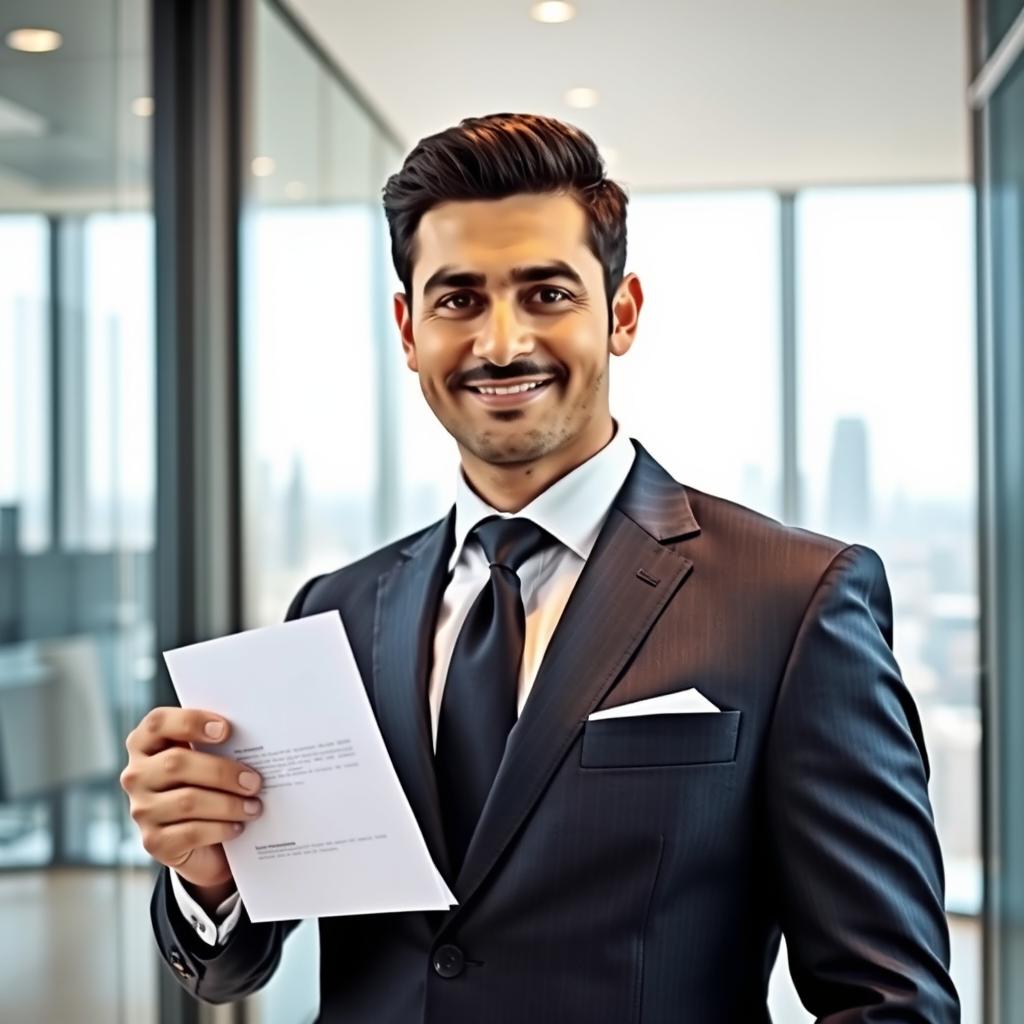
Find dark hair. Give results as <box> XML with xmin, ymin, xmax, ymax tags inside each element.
<box><xmin>381</xmin><ymin>112</ymin><xmax>629</xmax><ymax>331</ymax></box>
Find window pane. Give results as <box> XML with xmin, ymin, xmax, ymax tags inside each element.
<box><xmin>0</xmin><ymin>2</ymin><xmax>157</xmax><ymax>1021</ymax></box>
<box><xmin>979</xmin><ymin>48</ymin><xmax>1024</xmax><ymax>1024</ymax></box>
<box><xmin>81</xmin><ymin>213</ymin><xmax>155</xmax><ymax>550</ymax></box>
<box><xmin>242</xmin><ymin>3</ymin><xmax>384</xmax><ymax>632</ymax></box>
<box><xmin>987</xmin><ymin>0</ymin><xmax>1024</xmax><ymax>59</ymax></box>
<box><xmin>240</xmin><ymin>5</ymin><xmax>399</xmax><ymax>1016</ymax></box>
<box><xmin>242</xmin><ymin>205</ymin><xmax>379</xmax><ymax>627</ymax></box>
<box><xmin>0</xmin><ymin>215</ymin><xmax>50</xmax><ymax>551</ymax></box>
<box><xmin>795</xmin><ymin>184</ymin><xmax>979</xmax><ymax>1019</ymax></box>
<box><xmin>619</xmin><ymin>191</ymin><xmax>782</xmax><ymax>516</ymax></box>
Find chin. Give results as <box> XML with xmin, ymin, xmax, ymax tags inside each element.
<box><xmin>464</xmin><ymin>425</ymin><xmax>571</xmax><ymax>466</ymax></box>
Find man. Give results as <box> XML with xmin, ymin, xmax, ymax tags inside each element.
<box><xmin>122</xmin><ymin>113</ymin><xmax>960</xmax><ymax>1022</ymax></box>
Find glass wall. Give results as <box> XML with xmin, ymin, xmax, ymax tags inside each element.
<box><xmin>239</xmin><ymin>11</ymin><xmax>980</xmax><ymax>1022</ymax></box>
<box><xmin>623</xmin><ymin>184</ymin><xmax>979</xmax><ymax>1022</ymax></box>
<box><xmin>790</xmin><ymin>184</ymin><xmax>980</xmax><ymax>1021</ymax></box>
<box><xmin>986</xmin><ymin>0</ymin><xmax>1024</xmax><ymax>58</ymax></box>
<box><xmin>0</xmin><ymin>1</ymin><xmax>157</xmax><ymax>1022</ymax></box>
<box><xmin>618</xmin><ymin>191</ymin><xmax>782</xmax><ymax>516</ymax></box>
<box><xmin>239</xmin><ymin>2</ymin><xmax>405</xmax><ymax>1019</ymax></box>
<box><xmin>983</xmin><ymin>57</ymin><xmax>1024</xmax><ymax>1022</ymax></box>
<box><xmin>241</xmin><ymin>0</ymin><xmax>404</xmax><ymax>632</ymax></box>
<box><xmin>243</xmin><ymin>168</ymin><xmax>980</xmax><ymax>1020</ymax></box>
<box><xmin>972</xmin><ymin>2</ymin><xmax>1024</xmax><ymax>1019</ymax></box>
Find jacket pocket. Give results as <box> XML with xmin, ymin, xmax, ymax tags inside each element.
<box><xmin>580</xmin><ymin>710</ymin><xmax>741</xmax><ymax>769</ymax></box>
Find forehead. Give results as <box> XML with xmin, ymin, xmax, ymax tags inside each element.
<box><xmin>412</xmin><ymin>192</ymin><xmax>594</xmax><ymax>288</ymax></box>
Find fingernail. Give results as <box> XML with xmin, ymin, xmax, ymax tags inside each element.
<box><xmin>232</xmin><ymin>823</ymin><xmax>243</xmax><ymax>833</ymax></box>
<box><xmin>204</xmin><ymin>721</ymin><xmax>225</xmax><ymax>740</ymax></box>
<box><xmin>238</xmin><ymin>771</ymin><xmax>260</xmax><ymax>792</ymax></box>
<box><xmin>243</xmin><ymin>799</ymin><xmax>261</xmax><ymax>815</ymax></box>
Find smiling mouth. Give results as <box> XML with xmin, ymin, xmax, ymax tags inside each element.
<box><xmin>460</xmin><ymin>376</ymin><xmax>557</xmax><ymax>406</ymax></box>
<box><xmin>464</xmin><ymin>378</ymin><xmax>553</xmax><ymax>396</ymax></box>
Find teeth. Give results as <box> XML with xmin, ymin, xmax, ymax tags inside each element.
<box><xmin>475</xmin><ymin>381</ymin><xmax>547</xmax><ymax>395</ymax></box>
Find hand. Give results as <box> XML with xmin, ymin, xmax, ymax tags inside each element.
<box><xmin>121</xmin><ymin>708</ymin><xmax>263</xmax><ymax>903</ymax></box>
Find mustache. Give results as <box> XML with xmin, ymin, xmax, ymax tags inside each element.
<box><xmin>455</xmin><ymin>361</ymin><xmax>563</xmax><ymax>388</ymax></box>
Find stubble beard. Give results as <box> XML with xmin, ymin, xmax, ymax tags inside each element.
<box><xmin>455</xmin><ymin>369</ymin><xmax>605</xmax><ymax>467</ymax></box>
<box><xmin>466</xmin><ymin>421</ymin><xmax>572</xmax><ymax>465</ymax></box>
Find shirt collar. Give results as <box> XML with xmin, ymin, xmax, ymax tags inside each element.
<box><xmin>449</xmin><ymin>421</ymin><xmax>637</xmax><ymax>572</ymax></box>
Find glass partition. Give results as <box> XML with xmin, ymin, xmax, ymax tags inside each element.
<box><xmin>987</xmin><ymin>0</ymin><xmax>1024</xmax><ymax>58</ymax></box>
<box><xmin>619</xmin><ymin>190</ymin><xmax>783</xmax><ymax>516</ymax></box>
<box><xmin>238</xmin><ymin>11</ymin><xmax>981</xmax><ymax>1022</ymax></box>
<box><xmin>791</xmin><ymin>183</ymin><xmax>980</xmax><ymax>1021</ymax></box>
<box><xmin>974</xmin><ymin>25</ymin><xmax>1024</xmax><ymax>1022</ymax></box>
<box><xmin>240</xmin><ymin>3</ymin><xmax>405</xmax><ymax>1019</ymax></box>
<box><xmin>0</xmin><ymin>1</ymin><xmax>157</xmax><ymax>1021</ymax></box>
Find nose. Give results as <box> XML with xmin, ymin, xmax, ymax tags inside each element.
<box><xmin>471</xmin><ymin>295</ymin><xmax>535</xmax><ymax>365</ymax></box>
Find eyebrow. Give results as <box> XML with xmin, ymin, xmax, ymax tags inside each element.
<box><xmin>421</xmin><ymin>260</ymin><xmax>586</xmax><ymax>297</ymax></box>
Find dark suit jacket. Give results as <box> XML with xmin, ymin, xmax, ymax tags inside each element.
<box><xmin>152</xmin><ymin>439</ymin><xmax>959</xmax><ymax>1022</ymax></box>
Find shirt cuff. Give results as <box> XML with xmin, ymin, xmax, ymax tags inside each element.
<box><xmin>169</xmin><ymin>869</ymin><xmax>243</xmax><ymax>947</ymax></box>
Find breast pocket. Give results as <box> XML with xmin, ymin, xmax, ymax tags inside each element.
<box><xmin>579</xmin><ymin>710</ymin><xmax>741</xmax><ymax>769</ymax></box>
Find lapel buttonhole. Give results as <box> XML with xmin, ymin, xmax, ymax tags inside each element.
<box><xmin>636</xmin><ymin>568</ymin><xmax>660</xmax><ymax>587</ymax></box>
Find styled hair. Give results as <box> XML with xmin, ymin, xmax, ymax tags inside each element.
<box><xmin>381</xmin><ymin>112</ymin><xmax>629</xmax><ymax>331</ymax></box>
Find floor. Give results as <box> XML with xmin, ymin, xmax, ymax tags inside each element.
<box><xmin>0</xmin><ymin>868</ymin><xmax>158</xmax><ymax>1024</ymax></box>
<box><xmin>0</xmin><ymin>868</ymin><xmax>982</xmax><ymax>1023</ymax></box>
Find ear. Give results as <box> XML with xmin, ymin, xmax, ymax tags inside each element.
<box><xmin>394</xmin><ymin>292</ymin><xmax>418</xmax><ymax>372</ymax></box>
<box><xmin>609</xmin><ymin>273</ymin><xmax>643</xmax><ymax>357</ymax></box>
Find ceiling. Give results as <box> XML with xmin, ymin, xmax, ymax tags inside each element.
<box><xmin>0</xmin><ymin>0</ymin><xmax>149</xmax><ymax>207</ymax></box>
<box><xmin>288</xmin><ymin>0</ymin><xmax>972</xmax><ymax>191</ymax></box>
<box><xmin>0</xmin><ymin>0</ymin><xmax>971</xmax><ymax>209</ymax></box>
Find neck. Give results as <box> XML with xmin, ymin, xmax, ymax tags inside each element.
<box><xmin>458</xmin><ymin>417</ymin><xmax>616</xmax><ymax>512</ymax></box>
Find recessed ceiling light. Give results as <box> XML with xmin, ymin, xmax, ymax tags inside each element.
<box><xmin>131</xmin><ymin>96</ymin><xmax>154</xmax><ymax>118</ymax></box>
<box><xmin>565</xmin><ymin>87</ymin><xmax>599</xmax><ymax>109</ymax></box>
<box><xmin>530</xmin><ymin>2</ymin><xmax>576</xmax><ymax>25</ymax></box>
<box><xmin>5</xmin><ymin>28</ymin><xmax>63</xmax><ymax>53</ymax></box>
<box><xmin>251</xmin><ymin>156</ymin><xmax>276</xmax><ymax>177</ymax></box>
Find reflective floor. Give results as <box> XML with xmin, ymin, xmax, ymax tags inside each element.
<box><xmin>0</xmin><ymin>868</ymin><xmax>981</xmax><ymax>1024</ymax></box>
<box><xmin>0</xmin><ymin>868</ymin><xmax>158</xmax><ymax>1024</ymax></box>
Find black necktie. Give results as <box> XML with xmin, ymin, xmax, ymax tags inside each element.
<box><xmin>434</xmin><ymin>515</ymin><xmax>555</xmax><ymax>876</ymax></box>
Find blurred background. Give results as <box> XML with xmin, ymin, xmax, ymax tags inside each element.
<box><xmin>0</xmin><ymin>0</ymin><xmax>1019</xmax><ymax>1021</ymax></box>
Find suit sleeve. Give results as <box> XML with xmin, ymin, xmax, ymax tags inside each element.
<box><xmin>763</xmin><ymin>544</ymin><xmax>961</xmax><ymax>1022</ymax></box>
<box><xmin>149</xmin><ymin>573</ymin><xmax>323</xmax><ymax>1004</ymax></box>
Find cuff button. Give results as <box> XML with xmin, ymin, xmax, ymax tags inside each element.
<box><xmin>169</xmin><ymin>949</ymin><xmax>195</xmax><ymax>978</ymax></box>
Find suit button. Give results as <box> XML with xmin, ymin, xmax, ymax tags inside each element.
<box><xmin>169</xmin><ymin>949</ymin><xmax>194</xmax><ymax>978</ymax></box>
<box><xmin>432</xmin><ymin>943</ymin><xmax>464</xmax><ymax>978</ymax></box>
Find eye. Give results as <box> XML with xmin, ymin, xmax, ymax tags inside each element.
<box><xmin>437</xmin><ymin>291</ymin><xmax>480</xmax><ymax>312</ymax></box>
<box><xmin>531</xmin><ymin>286</ymin><xmax>571</xmax><ymax>305</ymax></box>
<box><xmin>436</xmin><ymin>286</ymin><xmax>571</xmax><ymax>312</ymax></box>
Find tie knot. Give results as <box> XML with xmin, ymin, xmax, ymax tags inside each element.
<box><xmin>473</xmin><ymin>516</ymin><xmax>554</xmax><ymax>573</ymax></box>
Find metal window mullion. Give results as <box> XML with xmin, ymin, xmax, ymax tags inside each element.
<box><xmin>152</xmin><ymin>1</ymin><xmax>246</xmax><ymax>1022</ymax></box>
<box><xmin>779</xmin><ymin>192</ymin><xmax>799</xmax><ymax>525</ymax></box>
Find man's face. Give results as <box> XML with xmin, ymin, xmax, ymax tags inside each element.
<box><xmin>393</xmin><ymin>192</ymin><xmax>641</xmax><ymax>467</ymax></box>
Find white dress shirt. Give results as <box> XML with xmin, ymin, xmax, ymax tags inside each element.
<box><xmin>172</xmin><ymin>422</ymin><xmax>637</xmax><ymax>945</ymax></box>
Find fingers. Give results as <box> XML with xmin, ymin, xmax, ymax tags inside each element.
<box><xmin>138</xmin><ymin>786</ymin><xmax>263</xmax><ymax>828</ymax></box>
<box><xmin>126</xmin><ymin>707</ymin><xmax>231</xmax><ymax>756</ymax></box>
<box><xmin>143</xmin><ymin>819</ymin><xmax>244</xmax><ymax>866</ymax></box>
<box><xmin>135</xmin><ymin>747</ymin><xmax>262</xmax><ymax>797</ymax></box>
<box><xmin>121</xmin><ymin>707</ymin><xmax>258</xmax><ymax>882</ymax></box>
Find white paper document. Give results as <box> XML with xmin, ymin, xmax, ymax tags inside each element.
<box><xmin>163</xmin><ymin>611</ymin><xmax>457</xmax><ymax>923</ymax></box>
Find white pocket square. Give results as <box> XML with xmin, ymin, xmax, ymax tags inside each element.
<box><xmin>587</xmin><ymin>687</ymin><xmax>721</xmax><ymax>721</ymax></box>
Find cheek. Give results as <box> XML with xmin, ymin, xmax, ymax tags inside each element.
<box><xmin>558</xmin><ymin>336</ymin><xmax>607</xmax><ymax>381</ymax></box>
<box><xmin>413</xmin><ymin>336</ymin><xmax>454</xmax><ymax>383</ymax></box>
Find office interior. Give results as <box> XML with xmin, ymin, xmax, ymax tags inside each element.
<box><xmin>0</xmin><ymin>0</ymin><xmax>1020</xmax><ymax>1021</ymax></box>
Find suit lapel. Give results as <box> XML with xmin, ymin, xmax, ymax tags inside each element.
<box><xmin>444</xmin><ymin>441</ymin><xmax>701</xmax><ymax>915</ymax></box>
<box><xmin>371</xmin><ymin>442</ymin><xmax>702</xmax><ymax>918</ymax></box>
<box><xmin>372</xmin><ymin>509</ymin><xmax>456</xmax><ymax>881</ymax></box>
